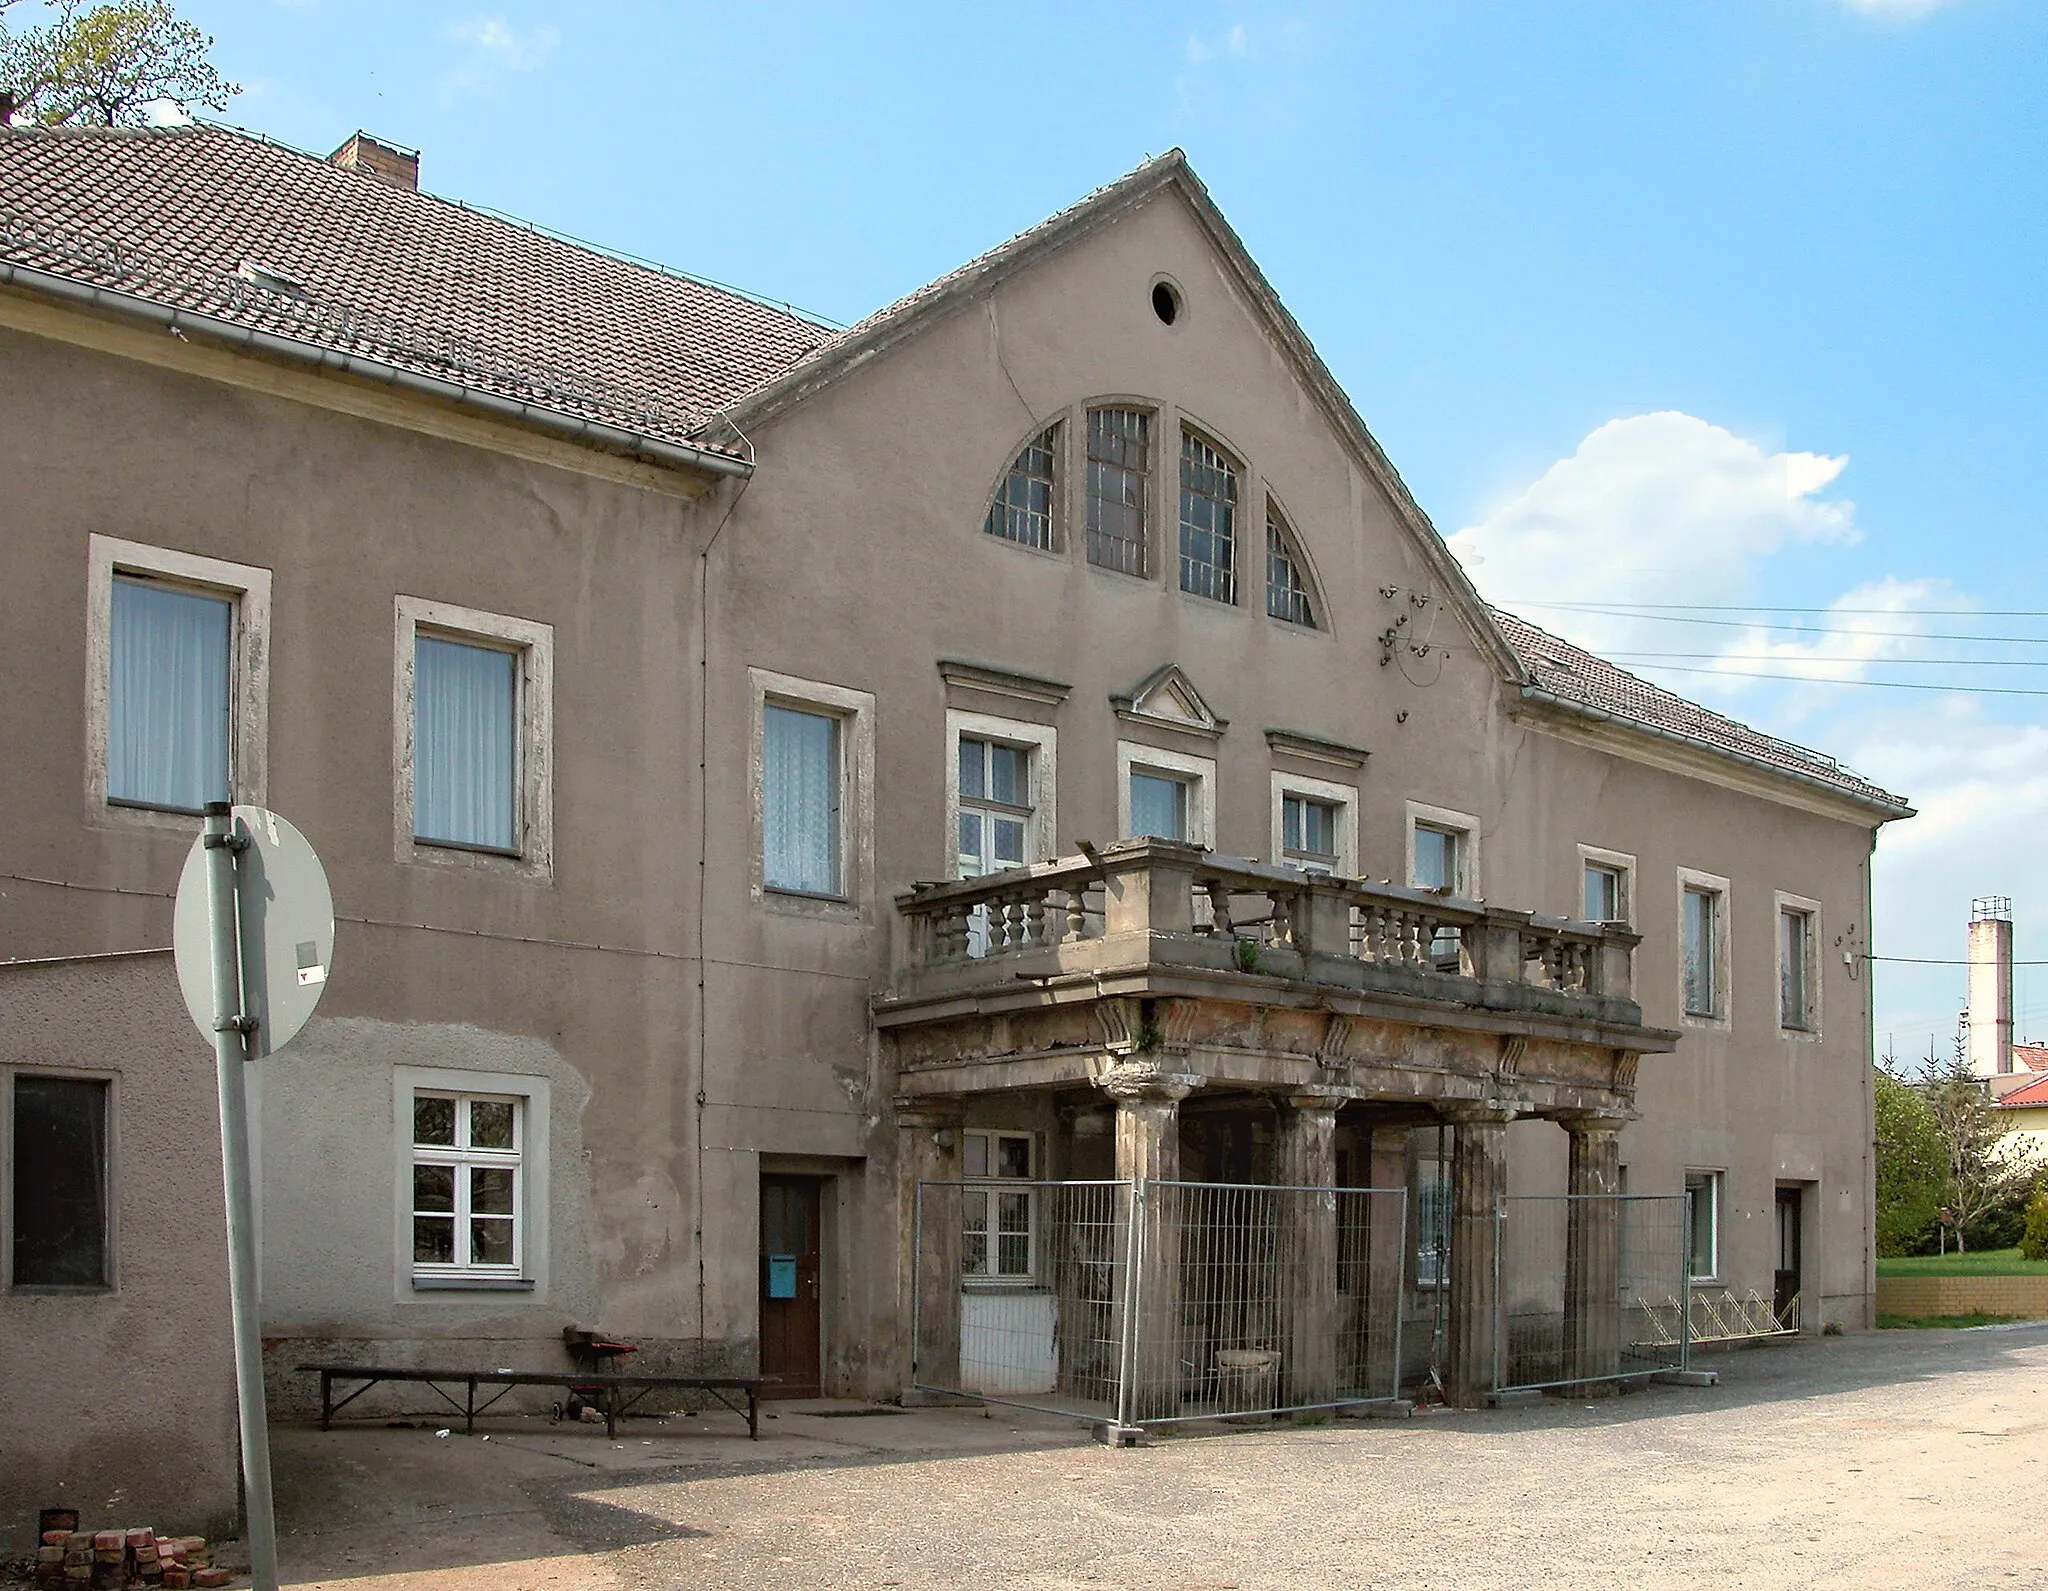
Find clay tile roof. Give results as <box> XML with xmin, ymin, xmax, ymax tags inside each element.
<box><xmin>1998</xmin><ymin>1072</ymin><xmax>2048</xmax><ymax>1108</ymax></box>
<box><xmin>1490</xmin><ymin>607</ymin><xmax>1911</xmax><ymax>813</ymax></box>
<box><xmin>0</xmin><ymin>124</ymin><xmax>832</xmax><ymax>453</ymax></box>
<box><xmin>2016</xmin><ymin>1043</ymin><xmax>2048</xmax><ymax>1073</ymax></box>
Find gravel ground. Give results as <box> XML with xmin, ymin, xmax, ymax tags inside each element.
<box><xmin>274</xmin><ymin>1322</ymin><xmax>2048</xmax><ymax>1591</ymax></box>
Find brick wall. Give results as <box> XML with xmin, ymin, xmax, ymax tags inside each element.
<box><xmin>1875</xmin><ymin>1274</ymin><xmax>2048</xmax><ymax>1318</ymax></box>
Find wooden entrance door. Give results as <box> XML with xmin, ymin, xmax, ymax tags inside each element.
<box><xmin>759</xmin><ymin>1175</ymin><xmax>823</xmax><ymax>1399</ymax></box>
<box><xmin>1774</xmin><ymin>1186</ymin><xmax>1803</xmax><ymax>1324</ymax></box>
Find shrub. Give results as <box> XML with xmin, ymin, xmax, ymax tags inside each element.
<box><xmin>2022</xmin><ymin>1189</ymin><xmax>2048</xmax><ymax>1264</ymax></box>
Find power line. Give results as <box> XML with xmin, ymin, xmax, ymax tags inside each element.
<box><xmin>1521</xmin><ymin>601</ymin><xmax>2048</xmax><ymax>618</ymax></box>
<box><xmin>1604</xmin><ymin>652</ymin><xmax>2048</xmax><ymax>668</ymax></box>
<box><xmin>1614</xmin><ymin>664</ymin><xmax>2048</xmax><ymax>696</ymax></box>
<box><xmin>1868</xmin><ymin>954</ymin><xmax>2048</xmax><ymax>966</ymax></box>
<box><xmin>1508</xmin><ymin>604</ymin><xmax>2048</xmax><ymax>645</ymax></box>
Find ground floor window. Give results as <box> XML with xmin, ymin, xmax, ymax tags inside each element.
<box><xmin>9</xmin><ymin>1073</ymin><xmax>110</xmax><ymax>1289</ymax></box>
<box><xmin>963</xmin><ymin>1130</ymin><xmax>1035</xmax><ymax>1280</ymax></box>
<box><xmin>1686</xmin><ymin>1170</ymin><xmax>1722</xmax><ymax>1282</ymax></box>
<box><xmin>411</xmin><ymin>1091</ymin><xmax>523</xmax><ymax>1278</ymax></box>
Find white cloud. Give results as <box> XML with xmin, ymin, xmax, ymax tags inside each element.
<box><xmin>1841</xmin><ymin>0</ymin><xmax>1958</xmax><ymax>16</ymax></box>
<box><xmin>441</xmin><ymin>14</ymin><xmax>560</xmax><ymax>98</ymax></box>
<box><xmin>1185</xmin><ymin>24</ymin><xmax>1250</xmax><ymax>65</ymax></box>
<box><xmin>1447</xmin><ymin>411</ymin><xmax>1857</xmax><ymax>659</ymax></box>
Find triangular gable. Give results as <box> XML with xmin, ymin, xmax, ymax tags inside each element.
<box><xmin>706</xmin><ymin>151</ymin><xmax>1526</xmax><ymax>686</ymax></box>
<box><xmin>1112</xmin><ymin>665</ymin><xmax>1227</xmax><ymax>740</ymax></box>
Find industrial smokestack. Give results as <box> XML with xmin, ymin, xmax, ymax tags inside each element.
<box><xmin>1967</xmin><ymin>896</ymin><xmax>2014</xmax><ymax>1078</ymax></box>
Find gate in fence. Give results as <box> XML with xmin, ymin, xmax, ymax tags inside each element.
<box><xmin>1493</xmin><ymin>1192</ymin><xmax>1690</xmax><ymax>1394</ymax></box>
<box><xmin>913</xmin><ymin>1179</ymin><xmax>1408</xmax><ymax>1431</ymax></box>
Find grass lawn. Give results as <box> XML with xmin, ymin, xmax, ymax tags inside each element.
<box><xmin>1875</xmin><ymin>1246</ymin><xmax>2048</xmax><ymax>1277</ymax></box>
<box><xmin>1877</xmin><ymin>1312</ymin><xmax>2029</xmax><ymax>1329</ymax></box>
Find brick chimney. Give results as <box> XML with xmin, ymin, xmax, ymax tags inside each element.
<box><xmin>329</xmin><ymin>131</ymin><xmax>419</xmax><ymax>190</ymax></box>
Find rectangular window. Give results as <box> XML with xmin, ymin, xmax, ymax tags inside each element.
<box><xmin>108</xmin><ymin>575</ymin><xmax>233</xmax><ymax>813</ymax></box>
<box><xmin>1413</xmin><ymin>824</ymin><xmax>1462</xmax><ymax>893</ymax></box>
<box><xmin>1685</xmin><ymin>1170</ymin><xmax>1721</xmax><ymax>1281</ymax></box>
<box><xmin>411</xmin><ymin>1091</ymin><xmax>522</xmax><ymax>1278</ymax></box>
<box><xmin>413</xmin><ymin>635</ymin><xmax>519</xmax><ymax>852</ymax></box>
<box><xmin>985</xmin><ymin>424</ymin><xmax>1059</xmax><ymax>550</ymax></box>
<box><xmin>1129</xmin><ymin>770</ymin><xmax>1190</xmax><ymax>842</ymax></box>
<box><xmin>1584</xmin><ymin>863</ymin><xmax>1624</xmax><ymax>923</ymax></box>
<box><xmin>1086</xmin><ymin>408</ymin><xmax>1150</xmax><ymax>577</ymax></box>
<box><xmin>764</xmin><ymin>704</ymin><xmax>843</xmax><ymax>895</ymax></box>
<box><xmin>957</xmin><ymin>736</ymin><xmax>1031</xmax><ymax>879</ymax></box>
<box><xmin>10</xmin><ymin>1075</ymin><xmax>110</xmax><ymax>1289</ymax></box>
<box><xmin>962</xmin><ymin>1130</ymin><xmax>1035</xmax><ymax>1280</ymax></box>
<box><xmin>1683</xmin><ymin>886</ymin><xmax>1720</xmax><ymax>1017</ymax></box>
<box><xmin>1282</xmin><ymin>793</ymin><xmax>1340</xmax><ymax>872</ymax></box>
<box><xmin>1781</xmin><ymin>906</ymin><xmax>1814</xmax><ymax>1031</ymax></box>
<box><xmin>1415</xmin><ymin>1150</ymin><xmax>1448</xmax><ymax>1289</ymax></box>
<box><xmin>1178</xmin><ymin>430</ymin><xmax>1238</xmax><ymax>604</ymax></box>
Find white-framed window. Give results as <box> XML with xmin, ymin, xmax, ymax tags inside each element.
<box><xmin>1270</xmin><ymin>771</ymin><xmax>1357</xmax><ymax>876</ymax></box>
<box><xmin>394</xmin><ymin>597</ymin><xmax>553</xmax><ymax>876</ymax></box>
<box><xmin>394</xmin><ymin>1066</ymin><xmax>549</xmax><ymax>1294</ymax></box>
<box><xmin>1116</xmin><ymin>741</ymin><xmax>1215</xmax><ymax>846</ymax></box>
<box><xmin>86</xmin><ymin>535</ymin><xmax>271</xmax><ymax>824</ymax></box>
<box><xmin>751</xmin><ymin>670</ymin><xmax>875</xmax><ymax>911</ymax></box>
<box><xmin>1578</xmin><ymin>845</ymin><xmax>1636</xmax><ymax>925</ymax></box>
<box><xmin>984</xmin><ymin>423</ymin><xmax>1060</xmax><ymax>551</ymax></box>
<box><xmin>1178</xmin><ymin>428</ymin><xmax>1240</xmax><ymax>604</ymax></box>
<box><xmin>4</xmin><ymin>1068</ymin><xmax>113</xmax><ymax>1291</ymax></box>
<box><xmin>948</xmin><ymin>711</ymin><xmax>1058</xmax><ymax>880</ymax></box>
<box><xmin>1085</xmin><ymin>406</ymin><xmax>1152</xmax><ymax>577</ymax></box>
<box><xmin>962</xmin><ymin>1130</ymin><xmax>1036</xmax><ymax>1281</ymax></box>
<box><xmin>1678</xmin><ymin>867</ymin><xmax>1731</xmax><ymax>1024</ymax></box>
<box><xmin>1406</xmin><ymin>802</ymin><xmax>1479</xmax><ymax>896</ymax></box>
<box><xmin>1777</xmin><ymin>892</ymin><xmax>1822</xmax><ymax>1036</ymax></box>
<box><xmin>1685</xmin><ymin>1169</ymin><xmax>1722</xmax><ymax>1282</ymax></box>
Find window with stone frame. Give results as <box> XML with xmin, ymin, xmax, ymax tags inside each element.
<box><xmin>1085</xmin><ymin>407</ymin><xmax>1151</xmax><ymax>576</ymax></box>
<box><xmin>1178</xmin><ymin>429</ymin><xmax>1239</xmax><ymax>604</ymax></box>
<box><xmin>1265</xmin><ymin>503</ymin><xmax>1318</xmax><ymax>627</ymax></box>
<box><xmin>961</xmin><ymin>1130</ymin><xmax>1036</xmax><ymax>1281</ymax></box>
<box><xmin>1685</xmin><ymin>1169</ymin><xmax>1722</xmax><ymax>1281</ymax></box>
<box><xmin>984</xmin><ymin>423</ymin><xmax>1060</xmax><ymax>550</ymax></box>
<box><xmin>9</xmin><ymin>1073</ymin><xmax>111</xmax><ymax>1290</ymax></box>
<box><xmin>1282</xmin><ymin>792</ymin><xmax>1341</xmax><ymax>873</ymax></box>
<box><xmin>411</xmin><ymin>1092</ymin><xmax>523</xmax><ymax>1279</ymax></box>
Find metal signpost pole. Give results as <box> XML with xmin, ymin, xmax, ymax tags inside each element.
<box><xmin>202</xmin><ymin>802</ymin><xmax>280</xmax><ymax>1591</ymax></box>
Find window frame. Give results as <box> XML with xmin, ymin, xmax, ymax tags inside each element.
<box><xmin>1264</xmin><ymin>497</ymin><xmax>1322</xmax><ymax>631</ymax></box>
<box><xmin>1177</xmin><ymin>426</ymin><xmax>1241</xmax><ymax>606</ymax></box>
<box><xmin>945</xmin><ymin>710</ymin><xmax>1058</xmax><ymax>881</ymax></box>
<box><xmin>1685</xmin><ymin>1169</ymin><xmax>1723</xmax><ymax>1284</ymax></box>
<box><xmin>1270</xmin><ymin>770</ymin><xmax>1358</xmax><ymax>876</ymax></box>
<box><xmin>1405</xmin><ymin>801</ymin><xmax>1480</xmax><ymax>897</ymax></box>
<box><xmin>1116</xmin><ymin>740</ymin><xmax>1216</xmax><ymax>847</ymax></box>
<box><xmin>85</xmin><ymin>535</ymin><xmax>271</xmax><ymax>830</ymax></box>
<box><xmin>750</xmin><ymin>669</ymin><xmax>876</xmax><ymax>916</ymax></box>
<box><xmin>392</xmin><ymin>1066</ymin><xmax>548</xmax><ymax>1296</ymax></box>
<box><xmin>1776</xmin><ymin>891</ymin><xmax>1823</xmax><ymax>1038</ymax></box>
<box><xmin>1677</xmin><ymin>867</ymin><xmax>1733</xmax><ymax>1027</ymax></box>
<box><xmin>961</xmin><ymin>1129</ymin><xmax>1038</xmax><ymax>1285</ymax></box>
<box><xmin>1577</xmin><ymin>844</ymin><xmax>1636</xmax><ymax>926</ymax></box>
<box><xmin>393</xmin><ymin>596</ymin><xmax>554</xmax><ymax>879</ymax></box>
<box><xmin>3</xmin><ymin>1065</ymin><xmax>117</xmax><ymax>1294</ymax></box>
<box><xmin>1083</xmin><ymin>405</ymin><xmax>1155</xmax><ymax>580</ymax></box>
<box><xmin>983</xmin><ymin>420</ymin><xmax>1063</xmax><ymax>554</ymax></box>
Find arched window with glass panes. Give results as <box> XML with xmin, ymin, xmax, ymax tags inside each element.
<box><xmin>1265</xmin><ymin>500</ymin><xmax>1318</xmax><ymax>628</ymax></box>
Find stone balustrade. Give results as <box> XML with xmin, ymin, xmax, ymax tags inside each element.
<box><xmin>896</xmin><ymin>838</ymin><xmax>1637</xmax><ymax>1012</ymax></box>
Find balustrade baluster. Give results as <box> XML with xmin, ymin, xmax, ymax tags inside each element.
<box><xmin>1024</xmin><ymin>894</ymin><xmax>1047</xmax><ymax>946</ymax></box>
<box><xmin>1065</xmin><ymin>888</ymin><xmax>1087</xmax><ymax>943</ymax></box>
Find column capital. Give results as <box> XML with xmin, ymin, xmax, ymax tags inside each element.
<box><xmin>1094</xmin><ymin>1059</ymin><xmax>1202</xmax><ymax>1104</ymax></box>
<box><xmin>1440</xmin><ymin>1102</ymin><xmax>1519</xmax><ymax>1128</ymax></box>
<box><xmin>1278</xmin><ymin>1090</ymin><xmax>1351</xmax><ymax>1116</ymax></box>
<box><xmin>1549</xmin><ymin>1110</ymin><xmax>1631</xmax><ymax>1136</ymax></box>
<box><xmin>893</xmin><ymin>1095</ymin><xmax>967</xmax><ymax>1131</ymax></box>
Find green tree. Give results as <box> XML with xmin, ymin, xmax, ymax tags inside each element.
<box><xmin>2021</xmin><ymin>1188</ymin><xmax>2048</xmax><ymax>1264</ymax></box>
<box><xmin>0</xmin><ymin>0</ymin><xmax>236</xmax><ymax>127</ymax></box>
<box><xmin>1874</xmin><ymin>1056</ymin><xmax>1945</xmax><ymax>1256</ymax></box>
<box><xmin>1922</xmin><ymin>1036</ymin><xmax>2041</xmax><ymax>1253</ymax></box>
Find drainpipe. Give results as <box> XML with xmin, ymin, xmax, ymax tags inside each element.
<box><xmin>1863</xmin><ymin>829</ymin><xmax>1879</xmax><ymax>1328</ymax></box>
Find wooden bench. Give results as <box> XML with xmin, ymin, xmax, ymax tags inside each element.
<box><xmin>297</xmin><ymin>1362</ymin><xmax>771</xmax><ymax>1440</ymax></box>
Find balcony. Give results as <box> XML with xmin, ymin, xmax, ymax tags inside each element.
<box><xmin>877</xmin><ymin>839</ymin><xmax>1676</xmax><ymax>1117</ymax></box>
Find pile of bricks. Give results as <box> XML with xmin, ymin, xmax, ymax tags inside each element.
<box><xmin>32</xmin><ymin>1526</ymin><xmax>233</xmax><ymax>1588</ymax></box>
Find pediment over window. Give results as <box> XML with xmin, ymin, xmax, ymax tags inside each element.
<box><xmin>1111</xmin><ymin>664</ymin><xmax>1227</xmax><ymax>740</ymax></box>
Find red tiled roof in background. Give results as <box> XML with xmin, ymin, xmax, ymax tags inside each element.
<box><xmin>0</xmin><ymin>124</ymin><xmax>831</xmax><ymax>451</ymax></box>
<box><xmin>1998</xmin><ymin>1071</ymin><xmax>2048</xmax><ymax>1108</ymax></box>
<box><xmin>1491</xmin><ymin>607</ymin><xmax>1910</xmax><ymax>812</ymax></box>
<box><xmin>2011</xmin><ymin>1043</ymin><xmax>2048</xmax><ymax>1074</ymax></box>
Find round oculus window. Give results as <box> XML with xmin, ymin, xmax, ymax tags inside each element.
<box><xmin>1151</xmin><ymin>280</ymin><xmax>1182</xmax><ymax>326</ymax></box>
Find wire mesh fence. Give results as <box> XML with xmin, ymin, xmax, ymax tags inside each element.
<box><xmin>913</xmin><ymin>1180</ymin><xmax>1407</xmax><ymax>1429</ymax></box>
<box><xmin>1494</xmin><ymin>1193</ymin><xmax>1689</xmax><ymax>1393</ymax></box>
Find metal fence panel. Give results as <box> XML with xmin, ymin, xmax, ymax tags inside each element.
<box><xmin>912</xmin><ymin>1179</ymin><xmax>1407</xmax><ymax>1429</ymax></box>
<box><xmin>1495</xmin><ymin>1193</ymin><xmax>1688</xmax><ymax>1394</ymax></box>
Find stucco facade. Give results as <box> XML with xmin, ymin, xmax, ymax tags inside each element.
<box><xmin>0</xmin><ymin>129</ymin><xmax>1905</xmax><ymax>1526</ymax></box>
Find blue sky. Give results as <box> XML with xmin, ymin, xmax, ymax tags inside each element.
<box><xmin>48</xmin><ymin>0</ymin><xmax>2048</xmax><ymax>1055</ymax></box>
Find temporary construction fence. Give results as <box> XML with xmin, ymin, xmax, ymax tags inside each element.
<box><xmin>913</xmin><ymin>1179</ymin><xmax>1409</xmax><ymax>1431</ymax></box>
<box><xmin>1494</xmin><ymin>1193</ymin><xmax>1691</xmax><ymax>1393</ymax></box>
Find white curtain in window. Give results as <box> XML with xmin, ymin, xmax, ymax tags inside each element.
<box><xmin>415</xmin><ymin>636</ymin><xmax>518</xmax><ymax>849</ymax></box>
<box><xmin>109</xmin><ymin>576</ymin><xmax>231</xmax><ymax>811</ymax></box>
<box><xmin>764</xmin><ymin>704</ymin><xmax>840</xmax><ymax>892</ymax></box>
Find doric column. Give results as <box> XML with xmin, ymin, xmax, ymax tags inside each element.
<box><xmin>1363</xmin><ymin>1122</ymin><xmax>1412</xmax><ymax>1400</ymax></box>
<box><xmin>1444</xmin><ymin>1105</ymin><xmax>1516</xmax><ymax>1408</ymax></box>
<box><xmin>894</xmin><ymin>1095</ymin><xmax>966</xmax><ymax>1401</ymax></box>
<box><xmin>1558</xmin><ymin>1112</ymin><xmax>1627</xmax><ymax>1392</ymax></box>
<box><xmin>1274</xmin><ymin>1093</ymin><xmax>1344</xmax><ymax>1410</ymax></box>
<box><xmin>1097</xmin><ymin>1061</ymin><xmax>1199</xmax><ymax>1424</ymax></box>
